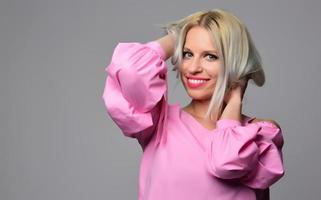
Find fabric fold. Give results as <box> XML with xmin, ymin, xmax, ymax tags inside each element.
<box><xmin>102</xmin><ymin>41</ymin><xmax>169</xmax><ymax>149</ymax></box>
<box><xmin>205</xmin><ymin>120</ymin><xmax>285</xmax><ymax>189</ymax></box>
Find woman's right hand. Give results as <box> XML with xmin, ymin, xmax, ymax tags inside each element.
<box><xmin>156</xmin><ymin>33</ymin><xmax>175</xmax><ymax>60</ymax></box>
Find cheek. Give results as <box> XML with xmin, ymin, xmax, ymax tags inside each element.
<box><xmin>205</xmin><ymin>65</ymin><xmax>220</xmax><ymax>78</ymax></box>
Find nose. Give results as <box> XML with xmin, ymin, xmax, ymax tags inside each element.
<box><xmin>187</xmin><ymin>57</ymin><xmax>202</xmax><ymax>73</ymax></box>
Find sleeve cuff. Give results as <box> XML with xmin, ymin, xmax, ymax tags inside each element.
<box><xmin>217</xmin><ymin>119</ymin><xmax>242</xmax><ymax>129</ymax></box>
<box><xmin>146</xmin><ymin>41</ymin><xmax>166</xmax><ymax>60</ymax></box>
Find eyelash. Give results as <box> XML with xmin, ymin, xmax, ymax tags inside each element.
<box><xmin>182</xmin><ymin>51</ymin><xmax>218</xmax><ymax>61</ymax></box>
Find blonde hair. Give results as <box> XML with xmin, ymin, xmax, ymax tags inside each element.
<box><xmin>159</xmin><ymin>9</ymin><xmax>265</xmax><ymax>121</ymax></box>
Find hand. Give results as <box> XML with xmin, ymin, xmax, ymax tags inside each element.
<box><xmin>223</xmin><ymin>78</ymin><xmax>248</xmax><ymax>104</ymax></box>
<box><xmin>156</xmin><ymin>33</ymin><xmax>175</xmax><ymax>60</ymax></box>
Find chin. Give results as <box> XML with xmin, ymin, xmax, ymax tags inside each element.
<box><xmin>186</xmin><ymin>90</ymin><xmax>212</xmax><ymax>101</ymax></box>
<box><xmin>181</xmin><ymin>79</ymin><xmax>214</xmax><ymax>99</ymax></box>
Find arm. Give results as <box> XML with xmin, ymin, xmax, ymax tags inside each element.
<box><xmin>102</xmin><ymin>36</ymin><xmax>173</xmax><ymax>149</ymax></box>
<box><xmin>219</xmin><ymin>78</ymin><xmax>247</xmax><ymax>122</ymax></box>
<box><xmin>156</xmin><ymin>33</ymin><xmax>175</xmax><ymax>60</ymax></box>
<box><xmin>205</xmin><ymin>119</ymin><xmax>285</xmax><ymax>189</ymax></box>
<box><xmin>206</xmin><ymin>82</ymin><xmax>284</xmax><ymax>189</ymax></box>
<box><xmin>220</xmin><ymin>99</ymin><xmax>242</xmax><ymax>122</ymax></box>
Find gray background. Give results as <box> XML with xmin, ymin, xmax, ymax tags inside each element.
<box><xmin>1</xmin><ymin>0</ymin><xmax>320</xmax><ymax>199</ymax></box>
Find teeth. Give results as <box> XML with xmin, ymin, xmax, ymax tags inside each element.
<box><xmin>188</xmin><ymin>79</ymin><xmax>208</xmax><ymax>84</ymax></box>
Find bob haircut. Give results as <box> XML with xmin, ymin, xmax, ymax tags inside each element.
<box><xmin>159</xmin><ymin>9</ymin><xmax>265</xmax><ymax>121</ymax></box>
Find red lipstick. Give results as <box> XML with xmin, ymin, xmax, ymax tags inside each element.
<box><xmin>186</xmin><ymin>76</ymin><xmax>210</xmax><ymax>89</ymax></box>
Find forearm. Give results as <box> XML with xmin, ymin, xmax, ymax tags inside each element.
<box><xmin>156</xmin><ymin>33</ymin><xmax>175</xmax><ymax>60</ymax></box>
<box><xmin>220</xmin><ymin>98</ymin><xmax>242</xmax><ymax>122</ymax></box>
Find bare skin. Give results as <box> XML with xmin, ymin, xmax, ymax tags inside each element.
<box><xmin>156</xmin><ymin>33</ymin><xmax>175</xmax><ymax>60</ymax></box>
<box><xmin>156</xmin><ymin>30</ymin><xmax>279</xmax><ymax>130</ymax></box>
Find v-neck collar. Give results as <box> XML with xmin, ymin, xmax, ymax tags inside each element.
<box><xmin>171</xmin><ymin>103</ymin><xmax>257</xmax><ymax>152</ymax></box>
<box><xmin>177</xmin><ymin>103</ymin><xmax>256</xmax><ymax>133</ymax></box>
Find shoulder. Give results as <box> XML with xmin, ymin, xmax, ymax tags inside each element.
<box><xmin>242</xmin><ymin>113</ymin><xmax>281</xmax><ymax>129</ymax></box>
<box><xmin>252</xmin><ymin>118</ymin><xmax>281</xmax><ymax>129</ymax></box>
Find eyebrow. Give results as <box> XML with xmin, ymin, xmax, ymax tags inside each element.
<box><xmin>183</xmin><ymin>47</ymin><xmax>218</xmax><ymax>54</ymax></box>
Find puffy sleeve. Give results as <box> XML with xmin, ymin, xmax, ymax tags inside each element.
<box><xmin>205</xmin><ymin>119</ymin><xmax>285</xmax><ymax>189</ymax></box>
<box><xmin>102</xmin><ymin>41</ymin><xmax>168</xmax><ymax>150</ymax></box>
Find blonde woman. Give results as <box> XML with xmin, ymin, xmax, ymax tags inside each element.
<box><xmin>102</xmin><ymin>9</ymin><xmax>285</xmax><ymax>200</ymax></box>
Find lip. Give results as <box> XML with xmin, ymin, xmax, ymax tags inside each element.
<box><xmin>186</xmin><ymin>75</ymin><xmax>210</xmax><ymax>80</ymax></box>
<box><xmin>186</xmin><ymin>77</ymin><xmax>210</xmax><ymax>89</ymax></box>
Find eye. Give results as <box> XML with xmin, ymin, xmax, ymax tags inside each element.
<box><xmin>182</xmin><ymin>51</ymin><xmax>192</xmax><ymax>58</ymax></box>
<box><xmin>205</xmin><ymin>54</ymin><xmax>218</xmax><ymax>61</ymax></box>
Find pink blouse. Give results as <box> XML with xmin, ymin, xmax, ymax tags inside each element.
<box><xmin>102</xmin><ymin>40</ymin><xmax>285</xmax><ymax>200</ymax></box>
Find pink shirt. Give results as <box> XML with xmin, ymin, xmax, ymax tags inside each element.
<box><xmin>102</xmin><ymin>40</ymin><xmax>285</xmax><ymax>200</ymax></box>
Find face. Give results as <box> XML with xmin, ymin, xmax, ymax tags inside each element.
<box><xmin>180</xmin><ymin>26</ymin><xmax>223</xmax><ymax>101</ymax></box>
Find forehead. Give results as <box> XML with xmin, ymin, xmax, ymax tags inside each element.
<box><xmin>184</xmin><ymin>26</ymin><xmax>218</xmax><ymax>51</ymax></box>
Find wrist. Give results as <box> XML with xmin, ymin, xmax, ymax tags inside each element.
<box><xmin>227</xmin><ymin>96</ymin><xmax>242</xmax><ymax>105</ymax></box>
<box><xmin>156</xmin><ymin>34</ymin><xmax>175</xmax><ymax>60</ymax></box>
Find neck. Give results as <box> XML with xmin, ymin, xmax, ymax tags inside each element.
<box><xmin>187</xmin><ymin>99</ymin><xmax>227</xmax><ymax>121</ymax></box>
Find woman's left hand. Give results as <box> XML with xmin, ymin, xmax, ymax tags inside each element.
<box><xmin>224</xmin><ymin>78</ymin><xmax>248</xmax><ymax>104</ymax></box>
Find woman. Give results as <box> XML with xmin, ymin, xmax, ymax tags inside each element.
<box><xmin>102</xmin><ymin>9</ymin><xmax>285</xmax><ymax>200</ymax></box>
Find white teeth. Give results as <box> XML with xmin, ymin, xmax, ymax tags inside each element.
<box><xmin>188</xmin><ymin>79</ymin><xmax>208</xmax><ymax>84</ymax></box>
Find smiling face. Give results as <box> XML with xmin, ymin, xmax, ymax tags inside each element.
<box><xmin>180</xmin><ymin>26</ymin><xmax>223</xmax><ymax>101</ymax></box>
